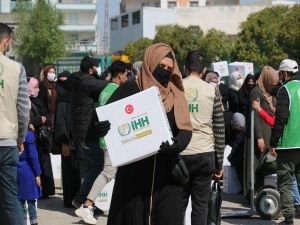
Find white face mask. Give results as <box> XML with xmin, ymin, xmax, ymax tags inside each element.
<box><xmin>209</xmin><ymin>82</ymin><xmax>217</xmax><ymax>88</ymax></box>
<box><xmin>47</xmin><ymin>73</ymin><xmax>56</xmax><ymax>82</ymax></box>
<box><xmin>236</xmin><ymin>79</ymin><xmax>243</xmax><ymax>88</ymax></box>
<box><xmin>96</xmin><ymin>67</ymin><xmax>102</xmax><ymax>76</ymax></box>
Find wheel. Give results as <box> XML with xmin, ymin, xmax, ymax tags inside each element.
<box><xmin>255</xmin><ymin>188</ymin><xmax>281</xmax><ymax>220</ymax></box>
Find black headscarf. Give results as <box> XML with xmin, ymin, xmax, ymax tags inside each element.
<box><xmin>240</xmin><ymin>74</ymin><xmax>256</xmax><ymax>97</ymax></box>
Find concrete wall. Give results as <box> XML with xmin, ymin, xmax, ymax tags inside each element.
<box><xmin>175</xmin><ymin>5</ymin><xmax>267</xmax><ymax>34</ymax></box>
<box><xmin>142</xmin><ymin>7</ymin><xmax>175</xmax><ymax>38</ymax></box>
<box><xmin>110</xmin><ymin>7</ymin><xmax>175</xmax><ymax>52</ymax></box>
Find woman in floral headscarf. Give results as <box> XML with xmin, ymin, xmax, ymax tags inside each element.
<box><xmin>106</xmin><ymin>43</ymin><xmax>192</xmax><ymax>225</ymax></box>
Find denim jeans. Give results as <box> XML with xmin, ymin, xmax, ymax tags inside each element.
<box><xmin>0</xmin><ymin>146</ymin><xmax>23</xmax><ymax>225</ymax></box>
<box><xmin>74</xmin><ymin>143</ymin><xmax>103</xmax><ymax>203</ymax></box>
<box><xmin>19</xmin><ymin>200</ymin><xmax>37</xmax><ymax>224</ymax></box>
<box><xmin>292</xmin><ymin>176</ymin><xmax>300</xmax><ymax>205</ymax></box>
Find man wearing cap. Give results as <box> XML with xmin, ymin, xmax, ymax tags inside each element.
<box><xmin>70</xmin><ymin>56</ymin><xmax>110</xmax><ymax>209</ymax></box>
<box><xmin>269</xmin><ymin>59</ymin><xmax>299</xmax><ymax>225</ymax></box>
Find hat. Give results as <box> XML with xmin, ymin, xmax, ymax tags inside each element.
<box><xmin>279</xmin><ymin>59</ymin><xmax>298</xmax><ymax>73</ymax></box>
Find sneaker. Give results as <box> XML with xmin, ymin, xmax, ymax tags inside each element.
<box><xmin>75</xmin><ymin>205</ymin><xmax>97</xmax><ymax>225</ymax></box>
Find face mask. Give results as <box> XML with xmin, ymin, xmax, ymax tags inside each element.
<box><xmin>247</xmin><ymin>84</ymin><xmax>255</xmax><ymax>89</ymax></box>
<box><xmin>153</xmin><ymin>65</ymin><xmax>172</xmax><ymax>86</ymax></box>
<box><xmin>32</xmin><ymin>88</ymin><xmax>39</xmax><ymax>98</ymax></box>
<box><xmin>236</xmin><ymin>79</ymin><xmax>243</xmax><ymax>88</ymax></box>
<box><xmin>209</xmin><ymin>82</ymin><xmax>217</xmax><ymax>88</ymax></box>
<box><xmin>96</xmin><ymin>67</ymin><xmax>102</xmax><ymax>76</ymax></box>
<box><xmin>47</xmin><ymin>73</ymin><xmax>56</xmax><ymax>82</ymax></box>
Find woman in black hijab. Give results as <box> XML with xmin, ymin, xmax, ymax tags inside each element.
<box><xmin>238</xmin><ymin>74</ymin><xmax>256</xmax><ymax>121</ymax></box>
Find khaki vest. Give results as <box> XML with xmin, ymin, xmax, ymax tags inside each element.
<box><xmin>0</xmin><ymin>54</ymin><xmax>20</xmax><ymax>139</ymax></box>
<box><xmin>182</xmin><ymin>76</ymin><xmax>215</xmax><ymax>155</ymax></box>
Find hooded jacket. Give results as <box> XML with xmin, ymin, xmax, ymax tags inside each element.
<box><xmin>70</xmin><ymin>72</ymin><xmax>107</xmax><ymax>144</ymax></box>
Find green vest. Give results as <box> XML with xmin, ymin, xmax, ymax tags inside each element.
<box><xmin>277</xmin><ymin>80</ymin><xmax>300</xmax><ymax>150</ymax></box>
<box><xmin>98</xmin><ymin>83</ymin><xmax>118</xmax><ymax>148</ymax></box>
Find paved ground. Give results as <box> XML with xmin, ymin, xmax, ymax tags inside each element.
<box><xmin>37</xmin><ymin>186</ymin><xmax>300</xmax><ymax>225</ymax></box>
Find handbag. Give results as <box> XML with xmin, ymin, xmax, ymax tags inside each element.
<box><xmin>168</xmin><ymin>154</ymin><xmax>189</xmax><ymax>185</ymax></box>
<box><xmin>207</xmin><ymin>179</ymin><xmax>222</xmax><ymax>225</ymax></box>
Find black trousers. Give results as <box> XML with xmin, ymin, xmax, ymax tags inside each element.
<box><xmin>182</xmin><ymin>152</ymin><xmax>215</xmax><ymax>225</ymax></box>
<box><xmin>61</xmin><ymin>152</ymin><xmax>81</xmax><ymax>207</ymax></box>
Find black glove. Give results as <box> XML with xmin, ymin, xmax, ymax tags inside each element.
<box><xmin>158</xmin><ymin>138</ymin><xmax>181</xmax><ymax>155</ymax></box>
<box><xmin>158</xmin><ymin>130</ymin><xmax>192</xmax><ymax>155</ymax></box>
<box><xmin>94</xmin><ymin>120</ymin><xmax>111</xmax><ymax>137</ymax></box>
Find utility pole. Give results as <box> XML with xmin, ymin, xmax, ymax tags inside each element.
<box><xmin>103</xmin><ymin>0</ymin><xmax>109</xmax><ymax>69</ymax></box>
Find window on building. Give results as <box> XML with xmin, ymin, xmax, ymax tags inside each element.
<box><xmin>168</xmin><ymin>1</ymin><xmax>177</xmax><ymax>8</ymax></box>
<box><xmin>190</xmin><ymin>1</ymin><xmax>199</xmax><ymax>7</ymax></box>
<box><xmin>132</xmin><ymin>11</ymin><xmax>140</xmax><ymax>25</ymax></box>
<box><xmin>111</xmin><ymin>18</ymin><xmax>118</xmax><ymax>30</ymax></box>
<box><xmin>69</xmin><ymin>13</ymin><xmax>78</xmax><ymax>25</ymax></box>
<box><xmin>121</xmin><ymin>14</ymin><xmax>129</xmax><ymax>28</ymax></box>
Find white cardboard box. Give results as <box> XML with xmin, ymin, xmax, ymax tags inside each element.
<box><xmin>96</xmin><ymin>86</ymin><xmax>173</xmax><ymax>167</ymax></box>
<box><xmin>228</xmin><ymin>62</ymin><xmax>254</xmax><ymax>79</ymax></box>
<box><xmin>223</xmin><ymin>145</ymin><xmax>232</xmax><ymax>167</ymax></box>
<box><xmin>211</xmin><ymin>61</ymin><xmax>229</xmax><ymax>77</ymax></box>
<box><xmin>94</xmin><ymin>179</ymin><xmax>115</xmax><ymax>211</ymax></box>
<box><xmin>223</xmin><ymin>166</ymin><xmax>241</xmax><ymax>194</ymax></box>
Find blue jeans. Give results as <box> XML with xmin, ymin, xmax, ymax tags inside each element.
<box><xmin>292</xmin><ymin>176</ymin><xmax>300</xmax><ymax>205</ymax></box>
<box><xmin>74</xmin><ymin>143</ymin><xmax>103</xmax><ymax>203</ymax></box>
<box><xmin>19</xmin><ymin>200</ymin><xmax>37</xmax><ymax>224</ymax></box>
<box><xmin>0</xmin><ymin>146</ymin><xmax>23</xmax><ymax>225</ymax></box>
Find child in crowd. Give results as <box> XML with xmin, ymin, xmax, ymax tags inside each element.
<box><xmin>18</xmin><ymin>129</ymin><xmax>42</xmax><ymax>225</ymax></box>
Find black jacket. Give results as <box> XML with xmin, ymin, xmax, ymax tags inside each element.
<box><xmin>228</xmin><ymin>89</ymin><xmax>239</xmax><ymax>113</ymax></box>
<box><xmin>238</xmin><ymin>74</ymin><xmax>255</xmax><ymax>120</ymax></box>
<box><xmin>55</xmin><ymin>80</ymin><xmax>72</xmax><ymax>145</ymax></box>
<box><xmin>70</xmin><ymin>72</ymin><xmax>107</xmax><ymax>144</ymax></box>
<box><xmin>270</xmin><ymin>79</ymin><xmax>298</xmax><ymax>148</ymax></box>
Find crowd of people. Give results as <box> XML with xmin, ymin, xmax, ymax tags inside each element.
<box><xmin>1</xmin><ymin>21</ymin><xmax>300</xmax><ymax>225</ymax></box>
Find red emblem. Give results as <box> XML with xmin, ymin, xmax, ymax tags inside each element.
<box><xmin>125</xmin><ymin>104</ymin><xmax>134</xmax><ymax>114</ymax></box>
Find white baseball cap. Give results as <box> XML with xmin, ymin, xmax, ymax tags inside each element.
<box><xmin>279</xmin><ymin>59</ymin><xmax>299</xmax><ymax>73</ymax></box>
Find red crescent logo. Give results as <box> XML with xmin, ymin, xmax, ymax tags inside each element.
<box><xmin>125</xmin><ymin>104</ymin><xmax>134</xmax><ymax>114</ymax></box>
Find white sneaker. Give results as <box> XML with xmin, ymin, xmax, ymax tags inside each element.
<box><xmin>75</xmin><ymin>205</ymin><xmax>97</xmax><ymax>225</ymax></box>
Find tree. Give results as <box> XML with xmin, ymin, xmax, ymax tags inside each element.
<box><xmin>234</xmin><ymin>6</ymin><xmax>289</xmax><ymax>69</ymax></box>
<box><xmin>154</xmin><ymin>25</ymin><xmax>204</xmax><ymax>70</ymax></box>
<box><xmin>200</xmin><ymin>29</ymin><xmax>234</xmax><ymax>66</ymax></box>
<box><xmin>124</xmin><ymin>38</ymin><xmax>153</xmax><ymax>62</ymax></box>
<box><xmin>278</xmin><ymin>5</ymin><xmax>300</xmax><ymax>64</ymax></box>
<box><xmin>14</xmin><ymin>0</ymin><xmax>66</xmax><ymax>74</ymax></box>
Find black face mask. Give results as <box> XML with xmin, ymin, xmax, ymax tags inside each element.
<box><xmin>247</xmin><ymin>84</ymin><xmax>255</xmax><ymax>90</ymax></box>
<box><xmin>153</xmin><ymin>65</ymin><xmax>172</xmax><ymax>86</ymax></box>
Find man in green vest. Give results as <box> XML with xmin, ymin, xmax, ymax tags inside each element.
<box><xmin>269</xmin><ymin>59</ymin><xmax>299</xmax><ymax>225</ymax></box>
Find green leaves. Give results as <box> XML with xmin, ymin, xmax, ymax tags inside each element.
<box><xmin>124</xmin><ymin>38</ymin><xmax>153</xmax><ymax>62</ymax></box>
<box><xmin>14</xmin><ymin>0</ymin><xmax>66</xmax><ymax>69</ymax></box>
<box><xmin>234</xmin><ymin>6</ymin><xmax>290</xmax><ymax>69</ymax></box>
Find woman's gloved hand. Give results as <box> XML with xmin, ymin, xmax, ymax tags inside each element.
<box><xmin>158</xmin><ymin>138</ymin><xmax>181</xmax><ymax>155</ymax></box>
<box><xmin>159</xmin><ymin>130</ymin><xmax>192</xmax><ymax>155</ymax></box>
<box><xmin>95</xmin><ymin>120</ymin><xmax>111</xmax><ymax>137</ymax></box>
